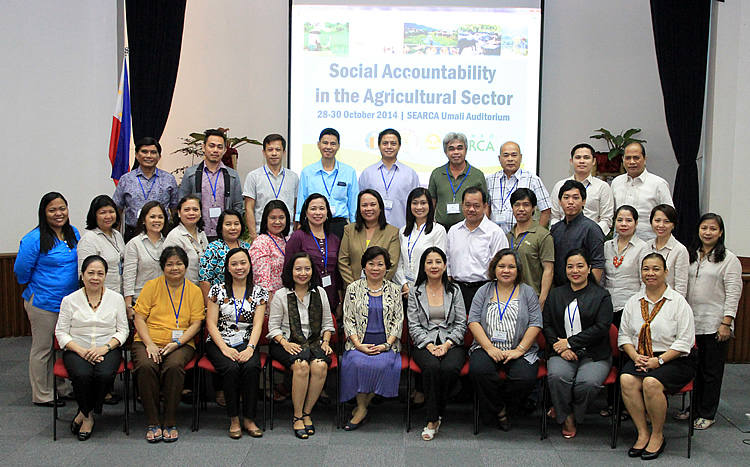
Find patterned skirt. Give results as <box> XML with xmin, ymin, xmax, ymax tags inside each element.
<box><xmin>339</xmin><ymin>349</ymin><xmax>401</xmax><ymax>401</ymax></box>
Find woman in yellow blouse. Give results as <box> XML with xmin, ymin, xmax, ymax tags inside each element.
<box><xmin>132</xmin><ymin>246</ymin><xmax>205</xmax><ymax>443</ymax></box>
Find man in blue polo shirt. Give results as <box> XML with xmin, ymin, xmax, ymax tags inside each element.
<box><xmin>296</xmin><ymin>128</ymin><xmax>358</xmax><ymax>239</ymax></box>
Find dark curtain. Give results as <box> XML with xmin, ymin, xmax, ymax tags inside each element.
<box><xmin>126</xmin><ymin>0</ymin><xmax>187</xmax><ymax>168</ymax></box>
<box><xmin>650</xmin><ymin>0</ymin><xmax>711</xmax><ymax>246</ymax></box>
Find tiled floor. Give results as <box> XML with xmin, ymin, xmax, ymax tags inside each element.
<box><xmin>1</xmin><ymin>336</ymin><xmax>748</xmax><ymax>466</ymax></box>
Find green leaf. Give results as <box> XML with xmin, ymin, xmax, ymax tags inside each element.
<box><xmin>608</xmin><ymin>148</ymin><xmax>620</xmax><ymax>160</ymax></box>
<box><xmin>622</xmin><ymin>128</ymin><xmax>642</xmax><ymax>139</ymax></box>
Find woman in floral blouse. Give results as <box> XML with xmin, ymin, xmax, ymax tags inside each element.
<box><xmin>249</xmin><ymin>200</ymin><xmax>290</xmax><ymax>302</ymax></box>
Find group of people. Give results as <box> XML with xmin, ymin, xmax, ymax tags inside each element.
<box><xmin>14</xmin><ymin>127</ymin><xmax>741</xmax><ymax>460</ymax></box>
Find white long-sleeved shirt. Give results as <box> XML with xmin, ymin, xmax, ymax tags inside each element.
<box><xmin>446</xmin><ymin>216</ymin><xmax>509</xmax><ymax>282</ymax></box>
<box><xmin>122</xmin><ymin>233</ymin><xmax>164</xmax><ymax>299</ymax></box>
<box><xmin>649</xmin><ymin>235</ymin><xmax>689</xmax><ymax>297</ymax></box>
<box><xmin>549</xmin><ymin>174</ymin><xmax>614</xmax><ymax>235</ymax></box>
<box><xmin>393</xmin><ymin>222</ymin><xmax>447</xmax><ymax>287</ymax></box>
<box><xmin>55</xmin><ymin>288</ymin><xmax>129</xmax><ymax>350</ymax></box>
<box><xmin>601</xmin><ymin>235</ymin><xmax>649</xmax><ymax>311</ymax></box>
<box><xmin>77</xmin><ymin>228</ymin><xmax>126</xmax><ymax>294</ymax></box>
<box><xmin>611</xmin><ymin>169</ymin><xmax>673</xmax><ymax>243</ymax></box>
<box><xmin>687</xmin><ymin>249</ymin><xmax>743</xmax><ymax>335</ymax></box>
<box><xmin>267</xmin><ymin>286</ymin><xmax>335</xmax><ymax>341</ymax></box>
<box><xmin>164</xmin><ymin>223</ymin><xmax>208</xmax><ymax>285</ymax></box>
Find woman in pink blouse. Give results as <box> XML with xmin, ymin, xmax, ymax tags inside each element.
<box><xmin>249</xmin><ymin>200</ymin><xmax>291</xmax><ymax>301</ymax></box>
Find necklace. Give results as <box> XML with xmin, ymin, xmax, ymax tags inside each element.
<box><xmin>613</xmin><ymin>242</ymin><xmax>631</xmax><ymax>268</ymax></box>
<box><xmin>84</xmin><ymin>288</ymin><xmax>103</xmax><ymax>310</ymax></box>
<box><xmin>365</xmin><ymin>283</ymin><xmax>385</xmax><ymax>293</ymax></box>
<box><xmin>427</xmin><ymin>283</ymin><xmax>442</xmax><ymax>297</ymax></box>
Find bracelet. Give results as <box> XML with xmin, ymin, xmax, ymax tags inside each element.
<box><xmin>322</xmin><ymin>339</ymin><xmax>330</xmax><ymax>343</ymax></box>
<box><xmin>382</xmin><ymin>342</ymin><xmax>392</xmax><ymax>351</ymax></box>
<box><xmin>721</xmin><ymin>323</ymin><xmax>732</xmax><ymax>327</ymax></box>
<box><xmin>518</xmin><ymin>343</ymin><xmax>527</xmax><ymax>351</ymax></box>
<box><xmin>248</xmin><ymin>343</ymin><xmax>256</xmax><ymax>349</ymax></box>
<box><xmin>105</xmin><ymin>343</ymin><xmax>112</xmax><ymax>351</ymax></box>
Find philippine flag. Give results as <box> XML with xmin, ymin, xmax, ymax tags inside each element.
<box><xmin>108</xmin><ymin>57</ymin><xmax>131</xmax><ymax>184</ymax></box>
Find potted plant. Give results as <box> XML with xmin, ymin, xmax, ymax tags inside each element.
<box><xmin>171</xmin><ymin>128</ymin><xmax>262</xmax><ymax>177</ymax></box>
<box><xmin>589</xmin><ymin>128</ymin><xmax>647</xmax><ymax>178</ymax></box>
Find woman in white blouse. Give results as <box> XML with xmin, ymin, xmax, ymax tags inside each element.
<box><xmin>618</xmin><ymin>253</ymin><xmax>696</xmax><ymax>460</ymax></box>
<box><xmin>55</xmin><ymin>255</ymin><xmax>129</xmax><ymax>441</ymax></box>
<box><xmin>648</xmin><ymin>204</ymin><xmax>688</xmax><ymax>297</ymax></box>
<box><xmin>164</xmin><ymin>195</ymin><xmax>208</xmax><ymax>285</ymax></box>
<box><xmin>123</xmin><ymin>201</ymin><xmax>168</xmax><ymax>319</ymax></box>
<box><xmin>77</xmin><ymin>195</ymin><xmax>126</xmax><ymax>294</ymax></box>
<box><xmin>268</xmin><ymin>252</ymin><xmax>334</xmax><ymax>439</ymax></box>
<box><xmin>683</xmin><ymin>213</ymin><xmax>742</xmax><ymax>430</ymax></box>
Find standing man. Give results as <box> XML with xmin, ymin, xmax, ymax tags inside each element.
<box><xmin>179</xmin><ymin>129</ymin><xmax>244</xmax><ymax>241</ymax></box>
<box><xmin>295</xmin><ymin>128</ymin><xmax>358</xmax><ymax>239</ymax></box>
<box><xmin>243</xmin><ymin>134</ymin><xmax>299</xmax><ymax>241</ymax></box>
<box><xmin>507</xmin><ymin>188</ymin><xmax>555</xmax><ymax>308</ymax></box>
<box><xmin>446</xmin><ymin>187</ymin><xmax>508</xmax><ymax>312</ymax></box>
<box><xmin>610</xmin><ymin>142</ymin><xmax>673</xmax><ymax>242</ymax></box>
<box><xmin>428</xmin><ymin>132</ymin><xmax>487</xmax><ymax>231</ymax></box>
<box><xmin>358</xmin><ymin>128</ymin><xmax>421</xmax><ymax>229</ymax></box>
<box><xmin>113</xmin><ymin>137</ymin><xmax>179</xmax><ymax>243</ymax></box>
<box><xmin>486</xmin><ymin>141</ymin><xmax>551</xmax><ymax>233</ymax></box>
<box><xmin>549</xmin><ymin>143</ymin><xmax>614</xmax><ymax>235</ymax></box>
<box><xmin>550</xmin><ymin>180</ymin><xmax>605</xmax><ymax>286</ymax></box>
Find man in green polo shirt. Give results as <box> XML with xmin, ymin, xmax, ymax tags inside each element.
<box><xmin>506</xmin><ymin>188</ymin><xmax>555</xmax><ymax>308</ymax></box>
<box><xmin>428</xmin><ymin>132</ymin><xmax>487</xmax><ymax>231</ymax></box>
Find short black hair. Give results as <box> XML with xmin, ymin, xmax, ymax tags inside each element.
<box><xmin>510</xmin><ymin>187</ymin><xmax>537</xmax><ymax>208</ymax></box>
<box><xmin>263</xmin><ymin>133</ymin><xmax>287</xmax><ymax>151</ymax></box>
<box><xmin>299</xmin><ymin>193</ymin><xmax>332</xmax><ymax>234</ymax></box>
<box><xmin>160</xmin><ymin>246</ymin><xmax>189</xmax><ymax>270</ymax></box>
<box><xmin>462</xmin><ymin>186</ymin><xmax>487</xmax><ymax>204</ymax></box>
<box><xmin>135</xmin><ymin>137</ymin><xmax>162</xmax><ymax>155</ymax></box>
<box><xmin>172</xmin><ymin>195</ymin><xmax>205</xmax><ymax>231</ymax></box>
<box><xmin>565</xmin><ymin>248</ymin><xmax>597</xmax><ymax>284</ymax></box>
<box><xmin>224</xmin><ymin>248</ymin><xmax>255</xmax><ymax>297</ymax></box>
<box><xmin>642</xmin><ymin>252</ymin><xmax>667</xmax><ymax>269</ymax></box>
<box><xmin>650</xmin><ymin>204</ymin><xmax>678</xmax><ymax>227</ymax></box>
<box><xmin>355</xmin><ymin>189</ymin><xmax>388</xmax><ymax>232</ymax></box>
<box><xmin>615</xmin><ymin>204</ymin><xmax>639</xmax><ymax>222</ymax></box>
<box><xmin>570</xmin><ymin>143</ymin><xmax>595</xmax><ymax>158</ymax></box>
<box><xmin>281</xmin><ymin>252</ymin><xmax>322</xmax><ymax>290</ymax></box>
<box><xmin>217</xmin><ymin>208</ymin><xmax>247</xmax><ymax>240</ymax></box>
<box><xmin>135</xmin><ymin>201</ymin><xmax>169</xmax><ymax>237</ymax></box>
<box><xmin>378</xmin><ymin>128</ymin><xmax>401</xmax><ymax>145</ymax></box>
<box><xmin>85</xmin><ymin>194</ymin><xmax>121</xmax><ymax>230</ymax></box>
<box><xmin>78</xmin><ymin>254</ymin><xmax>108</xmax><ymax>288</ymax></box>
<box><xmin>204</xmin><ymin>128</ymin><xmax>227</xmax><ymax>146</ymax></box>
<box><xmin>360</xmin><ymin>245</ymin><xmax>392</xmax><ymax>270</ymax></box>
<box><xmin>558</xmin><ymin>180</ymin><xmax>587</xmax><ymax>201</ymax></box>
<box><xmin>319</xmin><ymin>128</ymin><xmax>340</xmax><ymax>142</ymax></box>
<box><xmin>488</xmin><ymin>248</ymin><xmax>523</xmax><ymax>285</ymax></box>
<box><xmin>259</xmin><ymin>200</ymin><xmax>291</xmax><ymax>237</ymax></box>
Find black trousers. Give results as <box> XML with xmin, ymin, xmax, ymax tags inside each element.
<box><xmin>469</xmin><ymin>347</ymin><xmax>538</xmax><ymax>424</ymax></box>
<box><xmin>330</xmin><ymin>217</ymin><xmax>348</xmax><ymax>240</ymax></box>
<box><xmin>412</xmin><ymin>345</ymin><xmax>465</xmax><ymax>423</ymax></box>
<box><xmin>62</xmin><ymin>349</ymin><xmax>121</xmax><ymax>417</ymax></box>
<box><xmin>205</xmin><ymin>340</ymin><xmax>261</xmax><ymax>419</ymax></box>
<box><xmin>456</xmin><ymin>281</ymin><xmax>488</xmax><ymax>314</ymax></box>
<box><xmin>695</xmin><ymin>333</ymin><xmax>730</xmax><ymax>420</ymax></box>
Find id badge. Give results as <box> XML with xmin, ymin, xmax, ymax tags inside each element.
<box><xmin>405</xmin><ymin>266</ymin><xmax>415</xmax><ymax>282</ymax></box>
<box><xmin>118</xmin><ymin>258</ymin><xmax>124</xmax><ymax>276</ymax></box>
<box><xmin>330</xmin><ymin>205</ymin><xmax>336</xmax><ymax>215</ymax></box>
<box><xmin>172</xmin><ymin>330</ymin><xmax>184</xmax><ymax>343</ymax></box>
<box><xmin>446</xmin><ymin>203</ymin><xmax>461</xmax><ymax>214</ymax></box>
<box><xmin>491</xmin><ymin>330</ymin><xmax>508</xmax><ymax>343</ymax></box>
<box><xmin>226</xmin><ymin>333</ymin><xmax>244</xmax><ymax>348</ymax></box>
<box><xmin>136</xmin><ymin>208</ymin><xmax>142</xmax><ymax>221</ymax></box>
<box><xmin>383</xmin><ymin>199</ymin><xmax>394</xmax><ymax>210</ymax></box>
<box><xmin>209</xmin><ymin>207</ymin><xmax>222</xmax><ymax>218</ymax></box>
<box><xmin>321</xmin><ymin>275</ymin><xmax>332</xmax><ymax>287</ymax></box>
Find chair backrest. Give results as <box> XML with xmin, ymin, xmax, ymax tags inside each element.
<box><xmin>464</xmin><ymin>326</ymin><xmax>474</xmax><ymax>349</ymax></box>
<box><xmin>329</xmin><ymin>314</ymin><xmax>339</xmax><ymax>345</ymax></box>
<box><xmin>536</xmin><ymin>330</ymin><xmax>546</xmax><ymax>349</ymax></box>
<box><xmin>609</xmin><ymin>324</ymin><xmax>620</xmax><ymax>358</ymax></box>
<box><xmin>259</xmin><ymin>315</ymin><xmax>270</xmax><ymax>346</ymax></box>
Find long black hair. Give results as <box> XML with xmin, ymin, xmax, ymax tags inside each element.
<box><xmin>354</xmin><ymin>189</ymin><xmax>388</xmax><ymax>232</ymax></box>
<box><xmin>135</xmin><ymin>201</ymin><xmax>169</xmax><ymax>237</ymax></box>
<box><xmin>281</xmin><ymin>252</ymin><xmax>322</xmax><ymax>290</ymax></box>
<box><xmin>564</xmin><ymin>248</ymin><xmax>597</xmax><ymax>285</ymax></box>
<box><xmin>403</xmin><ymin>187</ymin><xmax>435</xmax><ymax>236</ymax></box>
<box><xmin>689</xmin><ymin>213</ymin><xmax>726</xmax><ymax>264</ymax></box>
<box><xmin>224</xmin><ymin>248</ymin><xmax>254</xmax><ymax>300</ymax></box>
<box><xmin>299</xmin><ymin>193</ymin><xmax>332</xmax><ymax>234</ymax></box>
<box><xmin>38</xmin><ymin>192</ymin><xmax>77</xmax><ymax>253</ymax></box>
<box><xmin>414</xmin><ymin>246</ymin><xmax>456</xmax><ymax>293</ymax></box>
<box><xmin>259</xmin><ymin>200</ymin><xmax>291</xmax><ymax>237</ymax></box>
<box><xmin>217</xmin><ymin>208</ymin><xmax>247</xmax><ymax>241</ymax></box>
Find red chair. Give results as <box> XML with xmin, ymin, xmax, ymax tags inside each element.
<box><xmin>52</xmin><ymin>339</ymin><xmax>129</xmax><ymax>440</ymax></box>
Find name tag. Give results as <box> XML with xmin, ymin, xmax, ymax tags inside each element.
<box><xmin>383</xmin><ymin>199</ymin><xmax>394</xmax><ymax>210</ymax></box>
<box><xmin>172</xmin><ymin>330</ymin><xmax>184</xmax><ymax>343</ymax></box>
<box><xmin>491</xmin><ymin>330</ymin><xmax>508</xmax><ymax>343</ymax></box>
<box><xmin>321</xmin><ymin>275</ymin><xmax>332</xmax><ymax>287</ymax></box>
<box><xmin>330</xmin><ymin>205</ymin><xmax>336</xmax><ymax>215</ymax></box>
<box><xmin>225</xmin><ymin>333</ymin><xmax>244</xmax><ymax>348</ymax></box>
<box><xmin>337</xmin><ymin>181</ymin><xmax>347</xmax><ymax>187</ymax></box>
<box><xmin>209</xmin><ymin>207</ymin><xmax>222</xmax><ymax>218</ymax></box>
<box><xmin>446</xmin><ymin>203</ymin><xmax>460</xmax><ymax>214</ymax></box>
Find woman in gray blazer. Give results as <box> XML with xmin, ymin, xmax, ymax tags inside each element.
<box><xmin>407</xmin><ymin>247</ymin><xmax>466</xmax><ymax>441</ymax></box>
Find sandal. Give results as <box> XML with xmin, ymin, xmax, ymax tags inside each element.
<box><xmin>302</xmin><ymin>412</ymin><xmax>315</xmax><ymax>436</ymax></box>
<box><xmin>146</xmin><ymin>425</ymin><xmax>163</xmax><ymax>443</ymax></box>
<box><xmin>673</xmin><ymin>409</ymin><xmax>691</xmax><ymax>420</ymax></box>
<box><xmin>162</xmin><ymin>426</ymin><xmax>179</xmax><ymax>443</ymax></box>
<box><xmin>693</xmin><ymin>418</ymin><xmax>715</xmax><ymax>430</ymax></box>
<box><xmin>600</xmin><ymin>406</ymin><xmax>631</xmax><ymax>421</ymax></box>
<box><xmin>421</xmin><ymin>419</ymin><xmax>441</xmax><ymax>441</ymax></box>
<box><xmin>497</xmin><ymin>413</ymin><xmax>511</xmax><ymax>432</ymax></box>
<box><xmin>293</xmin><ymin>416</ymin><xmax>309</xmax><ymax>439</ymax></box>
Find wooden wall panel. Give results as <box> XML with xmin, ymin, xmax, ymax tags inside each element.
<box><xmin>0</xmin><ymin>254</ymin><xmax>30</xmax><ymax>337</ymax></box>
<box><xmin>727</xmin><ymin>270</ymin><xmax>750</xmax><ymax>363</ymax></box>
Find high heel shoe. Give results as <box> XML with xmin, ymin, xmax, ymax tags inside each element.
<box><xmin>302</xmin><ymin>412</ymin><xmax>315</xmax><ymax>436</ymax></box>
<box><xmin>344</xmin><ymin>410</ymin><xmax>369</xmax><ymax>431</ymax></box>
<box><xmin>641</xmin><ymin>438</ymin><xmax>666</xmax><ymax>460</ymax></box>
<box><xmin>293</xmin><ymin>416</ymin><xmax>309</xmax><ymax>439</ymax></box>
<box><xmin>70</xmin><ymin>410</ymin><xmax>82</xmax><ymax>435</ymax></box>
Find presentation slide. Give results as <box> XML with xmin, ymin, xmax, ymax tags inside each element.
<box><xmin>289</xmin><ymin>2</ymin><xmax>543</xmax><ymax>183</ymax></box>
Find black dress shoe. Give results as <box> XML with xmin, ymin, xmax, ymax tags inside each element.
<box><xmin>641</xmin><ymin>438</ymin><xmax>666</xmax><ymax>460</ymax></box>
<box><xmin>77</xmin><ymin>430</ymin><xmax>92</xmax><ymax>441</ymax></box>
<box><xmin>70</xmin><ymin>416</ymin><xmax>82</xmax><ymax>435</ymax></box>
<box><xmin>627</xmin><ymin>446</ymin><xmax>646</xmax><ymax>458</ymax></box>
<box><xmin>34</xmin><ymin>400</ymin><xmax>65</xmax><ymax>408</ymax></box>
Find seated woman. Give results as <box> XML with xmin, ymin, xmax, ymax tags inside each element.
<box><xmin>619</xmin><ymin>253</ymin><xmax>696</xmax><ymax>460</ymax></box>
<box><xmin>340</xmin><ymin>246</ymin><xmax>403</xmax><ymax>430</ymax></box>
<box><xmin>132</xmin><ymin>246</ymin><xmax>205</xmax><ymax>443</ymax></box>
<box><xmin>407</xmin><ymin>247</ymin><xmax>466</xmax><ymax>441</ymax></box>
<box><xmin>543</xmin><ymin>248</ymin><xmax>613</xmax><ymax>439</ymax></box>
<box><xmin>268</xmin><ymin>252</ymin><xmax>335</xmax><ymax>439</ymax></box>
<box><xmin>468</xmin><ymin>248</ymin><xmax>542</xmax><ymax>432</ymax></box>
<box><xmin>205</xmin><ymin>248</ymin><xmax>266</xmax><ymax>439</ymax></box>
<box><xmin>55</xmin><ymin>255</ymin><xmax>129</xmax><ymax>441</ymax></box>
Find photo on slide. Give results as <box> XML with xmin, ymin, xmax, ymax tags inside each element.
<box><xmin>303</xmin><ymin>22</ymin><xmax>350</xmax><ymax>56</ymax></box>
<box><xmin>404</xmin><ymin>23</ymin><xmax>528</xmax><ymax>57</ymax></box>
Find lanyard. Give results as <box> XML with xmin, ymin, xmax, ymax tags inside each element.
<box><xmin>268</xmin><ymin>234</ymin><xmax>285</xmax><ymax>256</ymax></box>
<box><xmin>407</xmin><ymin>223</ymin><xmax>426</xmax><ymax>263</ymax></box>
<box><xmin>165</xmin><ymin>278</ymin><xmax>185</xmax><ymax>328</ymax></box>
<box><xmin>311</xmin><ymin>232</ymin><xmax>328</xmax><ymax>271</ymax></box>
<box><xmin>204</xmin><ymin>167</ymin><xmax>220</xmax><ymax>201</ymax></box>
<box><xmin>264</xmin><ymin>166</ymin><xmax>285</xmax><ymax>199</ymax></box>
<box><xmin>511</xmin><ymin>232</ymin><xmax>529</xmax><ymax>251</ymax></box>
<box><xmin>230</xmin><ymin>287</ymin><xmax>246</xmax><ymax>324</ymax></box>
<box><xmin>320</xmin><ymin>163</ymin><xmax>339</xmax><ymax>198</ymax></box>
<box><xmin>137</xmin><ymin>169</ymin><xmax>158</xmax><ymax>200</ymax></box>
<box><xmin>495</xmin><ymin>283</ymin><xmax>517</xmax><ymax>322</ymax></box>
<box><xmin>100</xmin><ymin>230</ymin><xmax>122</xmax><ymax>254</ymax></box>
<box><xmin>567</xmin><ymin>301</ymin><xmax>579</xmax><ymax>330</ymax></box>
<box><xmin>446</xmin><ymin>164</ymin><xmax>471</xmax><ymax>202</ymax></box>
<box><xmin>499</xmin><ymin>175</ymin><xmax>518</xmax><ymax>209</ymax></box>
<box><xmin>379</xmin><ymin>165</ymin><xmax>397</xmax><ymax>196</ymax></box>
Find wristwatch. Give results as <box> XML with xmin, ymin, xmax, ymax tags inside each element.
<box><xmin>657</xmin><ymin>357</ymin><xmax>665</xmax><ymax>366</ymax></box>
<box><xmin>382</xmin><ymin>342</ymin><xmax>392</xmax><ymax>351</ymax></box>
